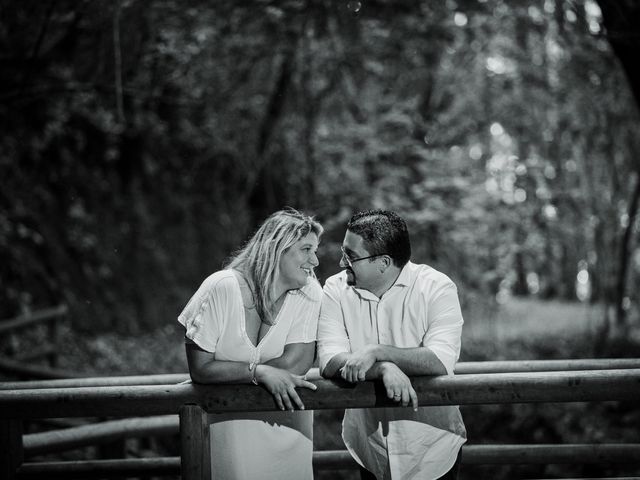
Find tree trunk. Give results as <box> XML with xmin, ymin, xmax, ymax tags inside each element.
<box><xmin>614</xmin><ymin>173</ymin><xmax>640</xmax><ymax>329</ymax></box>
<box><xmin>597</xmin><ymin>0</ymin><xmax>640</xmax><ymax>110</ymax></box>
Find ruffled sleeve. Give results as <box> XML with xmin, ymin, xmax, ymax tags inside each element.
<box><xmin>284</xmin><ymin>278</ymin><xmax>322</xmax><ymax>344</ymax></box>
<box><xmin>177</xmin><ymin>271</ymin><xmax>236</xmax><ymax>353</ymax></box>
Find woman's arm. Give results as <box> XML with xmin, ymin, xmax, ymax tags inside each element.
<box><xmin>263</xmin><ymin>342</ymin><xmax>315</xmax><ymax>375</ymax></box>
<box><xmin>185</xmin><ymin>342</ymin><xmax>253</xmax><ymax>384</ymax></box>
<box><xmin>185</xmin><ymin>342</ymin><xmax>317</xmax><ymax>411</ymax></box>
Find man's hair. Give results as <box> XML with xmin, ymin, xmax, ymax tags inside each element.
<box><xmin>227</xmin><ymin>208</ymin><xmax>323</xmax><ymax>324</ymax></box>
<box><xmin>347</xmin><ymin>210</ymin><xmax>411</xmax><ymax>267</ymax></box>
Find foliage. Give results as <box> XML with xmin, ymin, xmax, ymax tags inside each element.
<box><xmin>1</xmin><ymin>0</ymin><xmax>639</xmax><ymax>337</ymax></box>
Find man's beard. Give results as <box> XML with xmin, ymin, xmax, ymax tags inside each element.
<box><xmin>346</xmin><ymin>267</ymin><xmax>356</xmax><ymax>286</ymax></box>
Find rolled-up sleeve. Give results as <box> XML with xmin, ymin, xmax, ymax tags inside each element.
<box><xmin>317</xmin><ymin>278</ymin><xmax>351</xmax><ymax>374</ymax></box>
<box><xmin>421</xmin><ymin>280</ymin><xmax>464</xmax><ymax>376</ymax></box>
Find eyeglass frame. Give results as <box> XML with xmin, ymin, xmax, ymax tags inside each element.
<box><xmin>340</xmin><ymin>246</ymin><xmax>389</xmax><ymax>268</ymax></box>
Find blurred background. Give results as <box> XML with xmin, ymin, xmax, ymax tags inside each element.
<box><xmin>1</xmin><ymin>0</ymin><xmax>639</xmax><ymax>478</ymax></box>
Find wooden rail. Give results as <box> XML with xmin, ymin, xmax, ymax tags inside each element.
<box><xmin>2</xmin><ymin>368</ymin><xmax>639</xmax><ymax>419</ymax></box>
<box><xmin>16</xmin><ymin>458</ymin><xmax>179</xmax><ymax>479</ymax></box>
<box><xmin>14</xmin><ymin>444</ymin><xmax>640</xmax><ymax>478</ymax></box>
<box><xmin>23</xmin><ymin>416</ymin><xmax>178</xmax><ymax>456</ymax></box>
<box><xmin>0</xmin><ymin>305</ymin><xmax>67</xmax><ymax>335</ymax></box>
<box><xmin>5</xmin><ymin>358</ymin><xmax>640</xmax><ymax>390</ymax></box>
<box><xmin>24</xmin><ymin>416</ymin><xmax>640</xmax><ymax>464</ymax></box>
<box><xmin>0</xmin><ymin>304</ymin><xmax>67</xmax><ymax>371</ymax></box>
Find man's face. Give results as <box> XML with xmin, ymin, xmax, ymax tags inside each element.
<box><xmin>340</xmin><ymin>230</ymin><xmax>380</xmax><ymax>290</ymax></box>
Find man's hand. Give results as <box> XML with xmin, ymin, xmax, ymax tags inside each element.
<box><xmin>254</xmin><ymin>364</ymin><xmax>317</xmax><ymax>411</ymax></box>
<box><xmin>379</xmin><ymin>362</ymin><xmax>418</xmax><ymax>411</ymax></box>
<box><xmin>340</xmin><ymin>345</ymin><xmax>378</xmax><ymax>382</ymax></box>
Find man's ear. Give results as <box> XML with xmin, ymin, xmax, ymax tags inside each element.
<box><xmin>380</xmin><ymin>255</ymin><xmax>392</xmax><ymax>271</ymax></box>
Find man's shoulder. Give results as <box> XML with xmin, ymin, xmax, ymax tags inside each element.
<box><xmin>323</xmin><ymin>270</ymin><xmax>350</xmax><ymax>291</ymax></box>
<box><xmin>409</xmin><ymin>262</ymin><xmax>457</xmax><ymax>289</ymax></box>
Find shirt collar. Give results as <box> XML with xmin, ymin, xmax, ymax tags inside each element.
<box><xmin>394</xmin><ymin>261</ymin><xmax>412</xmax><ymax>287</ymax></box>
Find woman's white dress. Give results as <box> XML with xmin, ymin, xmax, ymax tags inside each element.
<box><xmin>178</xmin><ymin>270</ymin><xmax>321</xmax><ymax>480</ymax></box>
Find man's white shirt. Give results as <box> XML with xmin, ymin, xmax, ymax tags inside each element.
<box><xmin>318</xmin><ymin>261</ymin><xmax>467</xmax><ymax>480</ymax></box>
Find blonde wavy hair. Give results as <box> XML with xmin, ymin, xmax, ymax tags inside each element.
<box><xmin>227</xmin><ymin>208</ymin><xmax>323</xmax><ymax>324</ymax></box>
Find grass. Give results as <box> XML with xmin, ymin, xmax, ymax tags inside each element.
<box><xmin>464</xmin><ymin>296</ymin><xmax>605</xmax><ymax>344</ymax></box>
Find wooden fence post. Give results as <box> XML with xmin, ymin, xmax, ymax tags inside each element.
<box><xmin>0</xmin><ymin>419</ymin><xmax>23</xmax><ymax>480</ymax></box>
<box><xmin>179</xmin><ymin>404</ymin><xmax>211</xmax><ymax>480</ymax></box>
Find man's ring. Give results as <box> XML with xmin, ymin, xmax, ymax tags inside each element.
<box><xmin>393</xmin><ymin>394</ymin><xmax>400</xmax><ymax>398</ymax></box>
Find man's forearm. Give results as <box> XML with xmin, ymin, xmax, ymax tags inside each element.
<box><xmin>371</xmin><ymin>345</ymin><xmax>448</xmax><ymax>376</ymax></box>
<box><xmin>363</xmin><ymin>361</ymin><xmax>396</xmax><ymax>379</ymax></box>
<box><xmin>323</xmin><ymin>345</ymin><xmax>448</xmax><ymax>382</ymax></box>
<box><xmin>322</xmin><ymin>352</ymin><xmax>351</xmax><ymax>378</ymax></box>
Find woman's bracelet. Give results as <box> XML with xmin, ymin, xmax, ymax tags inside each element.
<box><xmin>249</xmin><ymin>362</ymin><xmax>258</xmax><ymax>385</ymax></box>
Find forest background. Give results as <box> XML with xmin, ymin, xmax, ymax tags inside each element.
<box><xmin>1</xmin><ymin>1</ymin><xmax>640</xmax><ymax>478</ymax></box>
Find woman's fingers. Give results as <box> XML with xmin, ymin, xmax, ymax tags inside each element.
<box><xmin>280</xmin><ymin>380</ymin><xmax>318</xmax><ymax>411</ymax></box>
<box><xmin>409</xmin><ymin>386</ymin><xmax>419</xmax><ymax>411</ymax></box>
<box><xmin>287</xmin><ymin>387</ymin><xmax>305</xmax><ymax>410</ymax></box>
<box><xmin>280</xmin><ymin>390</ymin><xmax>294</xmax><ymax>411</ymax></box>
<box><xmin>273</xmin><ymin>393</ymin><xmax>285</xmax><ymax>411</ymax></box>
<box><xmin>267</xmin><ymin>373</ymin><xmax>318</xmax><ymax>411</ymax></box>
<box><xmin>297</xmin><ymin>379</ymin><xmax>318</xmax><ymax>391</ymax></box>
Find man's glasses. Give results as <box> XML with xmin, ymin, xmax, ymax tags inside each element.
<box><xmin>340</xmin><ymin>246</ymin><xmax>388</xmax><ymax>268</ymax></box>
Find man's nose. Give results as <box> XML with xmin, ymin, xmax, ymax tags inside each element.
<box><xmin>339</xmin><ymin>256</ymin><xmax>348</xmax><ymax>268</ymax></box>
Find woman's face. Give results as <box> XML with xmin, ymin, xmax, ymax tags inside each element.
<box><xmin>279</xmin><ymin>232</ymin><xmax>320</xmax><ymax>290</ymax></box>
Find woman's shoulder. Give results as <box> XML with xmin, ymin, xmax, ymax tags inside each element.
<box><xmin>198</xmin><ymin>269</ymin><xmax>239</xmax><ymax>297</ymax></box>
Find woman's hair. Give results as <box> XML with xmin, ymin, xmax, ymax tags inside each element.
<box><xmin>227</xmin><ymin>208</ymin><xmax>323</xmax><ymax>324</ymax></box>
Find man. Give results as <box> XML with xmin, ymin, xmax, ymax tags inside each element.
<box><xmin>318</xmin><ymin>210</ymin><xmax>466</xmax><ymax>480</ymax></box>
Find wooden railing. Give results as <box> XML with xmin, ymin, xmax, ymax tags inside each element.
<box><xmin>0</xmin><ymin>305</ymin><xmax>68</xmax><ymax>375</ymax></box>
<box><xmin>2</xmin><ymin>360</ymin><xmax>640</xmax><ymax>479</ymax></box>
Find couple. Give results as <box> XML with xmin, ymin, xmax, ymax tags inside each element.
<box><xmin>177</xmin><ymin>208</ymin><xmax>466</xmax><ymax>480</ymax></box>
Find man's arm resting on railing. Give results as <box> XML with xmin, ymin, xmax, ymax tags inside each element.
<box><xmin>340</xmin><ymin>345</ymin><xmax>448</xmax><ymax>382</ymax></box>
<box><xmin>323</xmin><ymin>352</ymin><xmax>420</xmax><ymax>409</ymax></box>
<box><xmin>322</xmin><ymin>346</ymin><xmax>446</xmax><ymax>382</ymax></box>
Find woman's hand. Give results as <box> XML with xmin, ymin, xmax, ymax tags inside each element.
<box><xmin>254</xmin><ymin>364</ymin><xmax>317</xmax><ymax>411</ymax></box>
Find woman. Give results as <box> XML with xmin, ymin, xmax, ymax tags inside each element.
<box><xmin>177</xmin><ymin>208</ymin><xmax>323</xmax><ymax>479</ymax></box>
